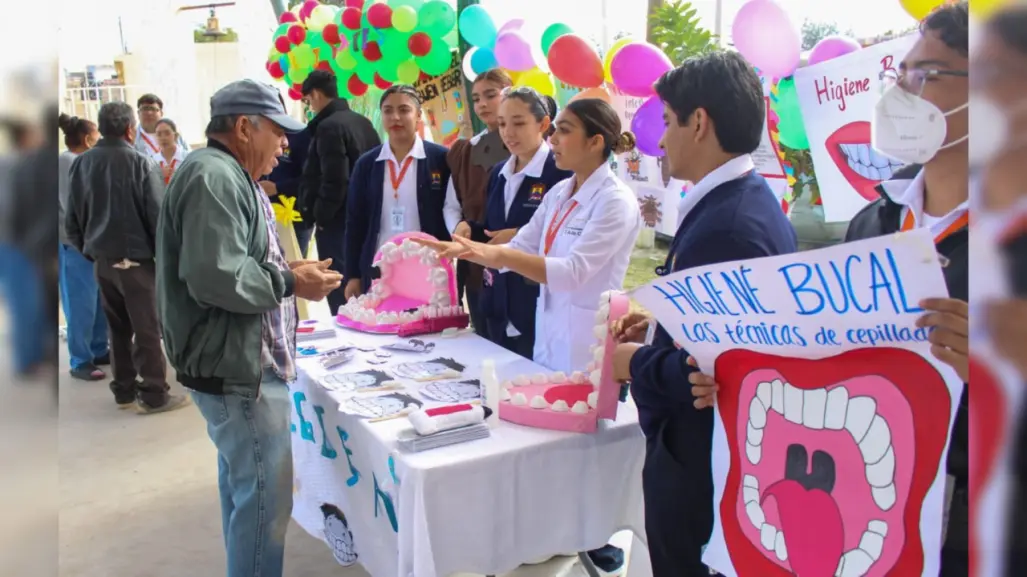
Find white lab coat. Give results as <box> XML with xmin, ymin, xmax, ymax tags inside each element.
<box><xmin>507</xmin><ymin>163</ymin><xmax>642</xmax><ymax>373</ymax></box>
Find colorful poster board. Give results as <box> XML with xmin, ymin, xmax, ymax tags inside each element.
<box><xmin>630</xmin><ymin>228</ymin><xmax>962</xmax><ymax>577</ymax></box>
<box><xmin>794</xmin><ymin>35</ymin><xmax>916</xmax><ymax>223</ymax></box>
<box><xmin>414</xmin><ymin>52</ymin><xmax>475</xmax><ymax>147</ymax></box>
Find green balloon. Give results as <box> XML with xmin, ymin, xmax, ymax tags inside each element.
<box><xmin>335</xmin><ymin>50</ymin><xmax>358</xmax><ymax>70</ymax></box>
<box><xmin>292</xmin><ymin>45</ymin><xmax>316</xmax><ymax>69</ymax></box>
<box><xmin>377</xmin><ymin>58</ymin><xmax>400</xmax><ymax>83</ymax></box>
<box><xmin>355</xmin><ymin>58</ymin><xmax>377</xmax><ymax>84</ymax></box>
<box><xmin>336</xmin><ymin>76</ymin><xmax>354</xmax><ymax>100</ymax></box>
<box><xmin>416</xmin><ymin>43</ymin><xmax>452</xmax><ymax>76</ymax></box>
<box><xmin>441</xmin><ymin>28</ymin><xmax>458</xmax><ymax>49</ymax></box>
<box><xmin>417</xmin><ymin>1</ymin><xmax>456</xmax><ymax>38</ymax></box>
<box><xmin>390</xmin><ymin>0</ymin><xmax>425</xmax><ymax>9</ymax></box>
<box><xmin>541</xmin><ymin>23</ymin><xmax>573</xmax><ymax>56</ymax></box>
<box><xmin>380</xmin><ymin>29</ymin><xmax>412</xmax><ymax>62</ymax></box>
<box><xmin>773</xmin><ymin>78</ymin><xmax>810</xmax><ymax>150</ymax></box>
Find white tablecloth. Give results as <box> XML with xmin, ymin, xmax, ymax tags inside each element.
<box><xmin>289</xmin><ymin>324</ymin><xmax>648</xmax><ymax>577</ymax></box>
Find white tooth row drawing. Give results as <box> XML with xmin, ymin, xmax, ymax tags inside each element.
<box><xmin>741</xmin><ymin>474</ymin><xmax>888</xmax><ymax>575</ymax></box>
<box><xmin>837</xmin><ymin>143</ymin><xmax>904</xmax><ymax>181</ymax></box>
<box><xmin>745</xmin><ymin>380</ymin><xmax>896</xmax><ymax>511</ymax></box>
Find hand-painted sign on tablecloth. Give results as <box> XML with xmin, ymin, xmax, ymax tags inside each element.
<box><xmin>630</xmin><ymin>228</ymin><xmax>962</xmax><ymax>577</ymax></box>
<box><xmin>794</xmin><ymin>35</ymin><xmax>916</xmax><ymax>223</ymax></box>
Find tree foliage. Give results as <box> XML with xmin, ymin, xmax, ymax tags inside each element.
<box><xmin>648</xmin><ymin>0</ymin><xmax>719</xmax><ymax>65</ymax></box>
<box><xmin>800</xmin><ymin>19</ymin><xmax>858</xmax><ymax>50</ymax></box>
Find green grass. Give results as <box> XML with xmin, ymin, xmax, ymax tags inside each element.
<box><xmin>623</xmin><ymin>242</ymin><xmax>668</xmax><ymax>291</ymax></box>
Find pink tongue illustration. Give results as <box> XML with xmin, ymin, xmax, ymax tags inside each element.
<box><xmin>762</xmin><ymin>479</ymin><xmax>844</xmax><ymax>577</ymax></box>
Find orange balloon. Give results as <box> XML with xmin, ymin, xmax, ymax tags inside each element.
<box><xmin>570</xmin><ymin>87</ymin><xmax>611</xmax><ymax>103</ymax></box>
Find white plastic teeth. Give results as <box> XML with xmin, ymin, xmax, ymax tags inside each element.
<box><xmin>586</xmin><ymin>361</ymin><xmax>598</xmax><ymax>373</ymax></box>
<box><xmin>746</xmin><ymin>381</ymin><xmax>897</xmax><ymax>512</ymax></box>
<box><xmin>430</xmin><ymin>290</ymin><xmax>450</xmax><ymax>307</ymax></box>
<box><xmin>571</xmin><ymin>401</ymin><xmax>589</xmax><ymax>414</ymax></box>
<box><xmin>531</xmin><ymin>373</ymin><xmax>549</xmax><ymax>385</ymax></box>
<box><xmin>370</xmin><ymin>283</ymin><xmax>383</xmax><ymax>296</ymax></box>
<box><xmin>593</xmin><ymin>324</ymin><xmax>607</xmax><ymax>340</ymax></box>
<box><xmin>429</xmin><ymin>267</ymin><xmax>449</xmax><ymax>287</ymax></box>
<box><xmin>513</xmin><ymin>375</ymin><xmax>530</xmax><ymax>386</ymax></box>
<box><xmin>589</xmin><ymin>370</ymin><xmax>601</xmax><ymax>387</ymax></box>
<box><xmin>511</xmin><ymin>392</ymin><xmax>527</xmax><ymax>406</ymax></box>
<box><xmin>550</xmin><ymin>371</ymin><xmax>567</xmax><ymax>384</ymax></box>
<box><xmin>595</xmin><ymin>303</ymin><xmax>611</xmax><ymax>323</ymax></box>
<box><xmin>501</xmin><ymin>380</ymin><xmax>513</xmax><ymax>389</ymax></box>
<box><xmin>587</xmin><ymin>391</ymin><xmax>598</xmax><ymax>408</ymax></box>
<box><xmin>600</xmin><ymin>290</ymin><xmax>613</xmax><ymax>304</ymax></box>
<box><xmin>592</xmin><ymin>346</ymin><xmax>604</xmax><ymax>362</ymax></box>
<box><xmin>500</xmin><ymin>388</ymin><xmax>512</xmax><ymax>401</ymax></box>
<box><xmin>570</xmin><ymin>371</ymin><xmax>587</xmax><ymax>384</ymax></box>
<box><xmin>420</xmin><ymin>248</ymin><xmax>440</xmax><ymax>266</ymax></box>
<box><xmin>376</xmin><ymin>311</ymin><xmax>400</xmax><ymax>325</ymax></box>
<box><xmin>401</xmin><ymin>239</ymin><xmax>421</xmax><ymax>257</ymax></box>
<box><xmin>550</xmin><ymin>399</ymin><xmax>569</xmax><ymax>412</ymax></box>
<box><xmin>378</xmin><ymin>284</ymin><xmax>392</xmax><ymax>298</ymax></box>
<box><xmin>530</xmin><ymin>395</ymin><xmax>548</xmax><ymax>409</ymax></box>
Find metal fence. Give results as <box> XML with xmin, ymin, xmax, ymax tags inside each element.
<box><xmin>61</xmin><ymin>85</ymin><xmax>142</xmax><ymax>123</ymax></box>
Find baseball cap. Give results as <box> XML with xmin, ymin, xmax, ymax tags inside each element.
<box><xmin>210</xmin><ymin>79</ymin><xmax>306</xmax><ymax>133</ymax></box>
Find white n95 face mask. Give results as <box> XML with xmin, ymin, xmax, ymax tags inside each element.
<box><xmin>871</xmin><ymin>84</ymin><xmax>968</xmax><ymax>165</ymax></box>
<box><xmin>968</xmin><ymin>93</ymin><xmax>1027</xmax><ymax>168</ymax></box>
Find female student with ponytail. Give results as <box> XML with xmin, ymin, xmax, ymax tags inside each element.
<box><xmin>452</xmin><ymin>87</ymin><xmax>570</xmax><ymax>357</ymax></box>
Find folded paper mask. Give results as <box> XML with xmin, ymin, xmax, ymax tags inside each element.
<box><xmin>336</xmin><ymin>232</ymin><xmax>468</xmax><ymax>334</ymax></box>
<box><xmin>498</xmin><ymin>291</ymin><xmax>629</xmax><ymax>433</ymax></box>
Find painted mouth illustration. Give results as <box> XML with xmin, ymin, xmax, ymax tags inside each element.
<box><xmin>825</xmin><ymin>122</ymin><xmax>905</xmax><ymax>202</ymax></box>
<box><xmin>968</xmin><ymin>356</ymin><xmax>1005</xmax><ymax>577</ymax></box>
<box><xmin>714</xmin><ymin>348</ymin><xmax>952</xmax><ymax>577</ymax></box>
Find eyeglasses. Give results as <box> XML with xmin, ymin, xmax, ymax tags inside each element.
<box><xmin>879</xmin><ymin>68</ymin><xmax>968</xmax><ymax>96</ymax></box>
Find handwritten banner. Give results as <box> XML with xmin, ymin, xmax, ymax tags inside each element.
<box><xmin>414</xmin><ymin>52</ymin><xmax>474</xmax><ymax>147</ymax></box>
<box><xmin>631</xmin><ymin>229</ymin><xmax>962</xmax><ymax>577</ymax></box>
<box><xmin>795</xmin><ymin>34</ymin><xmax>915</xmax><ymax>223</ymax></box>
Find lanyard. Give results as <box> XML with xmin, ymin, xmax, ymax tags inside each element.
<box><xmin>543</xmin><ymin>199</ymin><xmax>578</xmax><ymax>256</ymax></box>
<box><xmin>900</xmin><ymin>209</ymin><xmax>969</xmax><ymax>245</ymax></box>
<box><xmin>161</xmin><ymin>158</ymin><xmax>177</xmax><ymax>184</ymax></box>
<box><xmin>388</xmin><ymin>157</ymin><xmax>415</xmax><ymax>200</ymax></box>
<box><xmin>140</xmin><ymin>131</ymin><xmax>159</xmax><ymax>154</ymax></box>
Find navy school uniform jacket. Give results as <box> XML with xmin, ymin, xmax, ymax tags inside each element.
<box><xmin>471</xmin><ymin>153</ymin><xmax>572</xmax><ymax>344</ymax></box>
<box><xmin>628</xmin><ymin>171</ymin><xmax>797</xmax><ymax>544</ymax></box>
<box><xmin>343</xmin><ymin>141</ymin><xmax>452</xmax><ymax>289</ymax></box>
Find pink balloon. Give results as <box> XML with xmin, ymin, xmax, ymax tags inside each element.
<box><xmin>732</xmin><ymin>0</ymin><xmax>801</xmax><ymax>79</ymax></box>
<box><xmin>494</xmin><ymin>31</ymin><xmax>535</xmax><ymax>72</ymax></box>
<box><xmin>610</xmin><ymin>42</ymin><xmax>673</xmax><ymax>98</ymax></box>
<box><xmin>807</xmin><ymin>35</ymin><xmax>862</xmax><ymax>65</ymax></box>
<box><xmin>497</xmin><ymin>18</ymin><xmax>524</xmax><ymax>36</ymax></box>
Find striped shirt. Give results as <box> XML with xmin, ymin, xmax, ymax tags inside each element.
<box><xmin>252</xmin><ymin>180</ymin><xmax>298</xmax><ymax>382</ymax></box>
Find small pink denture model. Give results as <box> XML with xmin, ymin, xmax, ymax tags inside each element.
<box><xmin>498</xmin><ymin>291</ymin><xmax>629</xmax><ymax>433</ymax></box>
<box><xmin>335</xmin><ymin>232</ymin><xmax>468</xmax><ymax>335</ymax></box>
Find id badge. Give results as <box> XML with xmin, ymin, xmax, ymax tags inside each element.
<box><xmin>390</xmin><ymin>206</ymin><xmax>405</xmax><ymax>232</ymax></box>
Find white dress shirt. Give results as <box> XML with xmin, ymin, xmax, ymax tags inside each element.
<box><xmin>507</xmin><ymin>164</ymin><xmax>643</xmax><ymax>372</ymax></box>
<box><xmin>377</xmin><ymin>137</ymin><xmax>426</xmax><ymax>251</ymax></box>
<box><xmin>443</xmin><ymin>130</ymin><xmax>489</xmax><ymax>234</ymax></box>
<box><xmin>675</xmin><ymin>154</ymin><xmax>757</xmax><ymax>228</ymax></box>
<box><xmin>878</xmin><ymin>169</ymin><xmax>969</xmax><ymax>240</ymax></box>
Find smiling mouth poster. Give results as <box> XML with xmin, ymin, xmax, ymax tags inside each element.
<box><xmin>794</xmin><ymin>34</ymin><xmax>915</xmax><ymax>223</ymax></box>
<box><xmin>630</xmin><ymin>228</ymin><xmax>962</xmax><ymax>577</ymax></box>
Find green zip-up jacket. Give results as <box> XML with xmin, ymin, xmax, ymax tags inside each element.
<box><xmin>156</xmin><ymin>143</ymin><xmax>296</xmax><ymax>394</ymax></box>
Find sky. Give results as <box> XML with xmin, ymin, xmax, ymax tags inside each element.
<box><xmin>56</xmin><ymin>0</ymin><xmax>918</xmax><ymax>72</ymax></box>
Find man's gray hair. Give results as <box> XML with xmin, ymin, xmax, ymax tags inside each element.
<box><xmin>97</xmin><ymin>101</ymin><xmax>135</xmax><ymax>138</ymax></box>
<box><xmin>205</xmin><ymin>114</ymin><xmax>261</xmax><ymax>137</ymax></box>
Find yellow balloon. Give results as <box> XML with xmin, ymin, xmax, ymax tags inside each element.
<box><xmin>899</xmin><ymin>0</ymin><xmax>947</xmax><ymax>20</ymax></box>
<box><xmin>603</xmin><ymin>37</ymin><xmax>635</xmax><ymax>84</ymax></box>
<box><xmin>515</xmin><ymin>68</ymin><xmax>556</xmax><ymax>97</ymax></box>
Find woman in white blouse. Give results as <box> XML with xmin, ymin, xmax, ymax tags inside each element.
<box><xmin>154</xmin><ymin>118</ymin><xmax>189</xmax><ymax>185</ymax></box>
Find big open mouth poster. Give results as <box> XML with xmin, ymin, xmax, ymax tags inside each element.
<box><xmin>794</xmin><ymin>34</ymin><xmax>915</xmax><ymax>223</ymax></box>
<box><xmin>630</xmin><ymin>228</ymin><xmax>962</xmax><ymax>577</ymax></box>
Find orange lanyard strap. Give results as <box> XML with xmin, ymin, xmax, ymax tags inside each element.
<box><xmin>161</xmin><ymin>159</ymin><xmax>177</xmax><ymax>184</ymax></box>
<box><xmin>543</xmin><ymin>200</ymin><xmax>578</xmax><ymax>256</ymax></box>
<box><xmin>140</xmin><ymin>131</ymin><xmax>159</xmax><ymax>153</ymax></box>
<box><xmin>388</xmin><ymin>157</ymin><xmax>415</xmax><ymax>200</ymax></box>
<box><xmin>901</xmin><ymin>209</ymin><xmax>969</xmax><ymax>244</ymax></box>
<box><xmin>999</xmin><ymin>213</ymin><xmax>1027</xmax><ymax>245</ymax></box>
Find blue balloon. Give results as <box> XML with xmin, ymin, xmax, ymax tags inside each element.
<box><xmin>470</xmin><ymin>48</ymin><xmax>498</xmax><ymax>74</ymax></box>
<box><xmin>459</xmin><ymin>5</ymin><xmax>497</xmax><ymax>48</ymax></box>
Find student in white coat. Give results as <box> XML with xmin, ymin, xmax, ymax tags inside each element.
<box><xmin>417</xmin><ymin>97</ymin><xmax>642</xmax><ymax>373</ymax></box>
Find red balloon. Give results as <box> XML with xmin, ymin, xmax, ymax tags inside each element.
<box><xmin>316</xmin><ymin>60</ymin><xmax>333</xmax><ymax>71</ymax></box>
<box><xmin>322</xmin><ymin>23</ymin><xmax>341</xmax><ymax>45</ymax></box>
<box><xmin>299</xmin><ymin>0</ymin><xmax>319</xmax><ymax>21</ymax></box>
<box><xmin>267</xmin><ymin>60</ymin><xmax>285</xmax><ymax>79</ymax></box>
<box><xmin>345</xmin><ymin>0</ymin><xmax>362</xmax><ymax>7</ymax></box>
<box><xmin>341</xmin><ymin>7</ymin><xmax>362</xmax><ymax>30</ymax></box>
<box><xmin>547</xmin><ymin>34</ymin><xmax>604</xmax><ymax>88</ymax></box>
<box><xmin>408</xmin><ymin>32</ymin><xmax>432</xmax><ymax>57</ymax></box>
<box><xmin>274</xmin><ymin>35</ymin><xmax>292</xmax><ymax>53</ymax></box>
<box><xmin>279</xmin><ymin>12</ymin><xmax>298</xmax><ymax>24</ymax></box>
<box><xmin>348</xmin><ymin>75</ymin><xmax>369</xmax><ymax>96</ymax></box>
<box><xmin>287</xmin><ymin>88</ymin><xmax>303</xmax><ymax>100</ymax></box>
<box><xmin>374</xmin><ymin>73</ymin><xmax>393</xmax><ymax>90</ymax></box>
<box><xmin>287</xmin><ymin>24</ymin><xmax>306</xmax><ymax>45</ymax></box>
<box><xmin>367</xmin><ymin>3</ymin><xmax>393</xmax><ymax>28</ymax></box>
<box><xmin>364</xmin><ymin>41</ymin><xmax>383</xmax><ymax>62</ymax></box>
<box><xmin>292</xmin><ymin>83</ymin><xmax>303</xmax><ymax>93</ymax></box>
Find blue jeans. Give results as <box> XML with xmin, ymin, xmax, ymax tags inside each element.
<box><xmin>191</xmin><ymin>370</ymin><xmax>293</xmax><ymax>577</ymax></box>
<box><xmin>0</xmin><ymin>243</ymin><xmax>45</xmax><ymax>373</ymax></box>
<box><xmin>59</xmin><ymin>244</ymin><xmax>109</xmax><ymax>370</ymax></box>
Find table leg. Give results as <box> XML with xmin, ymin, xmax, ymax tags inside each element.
<box><xmin>578</xmin><ymin>552</ymin><xmax>601</xmax><ymax>577</ymax></box>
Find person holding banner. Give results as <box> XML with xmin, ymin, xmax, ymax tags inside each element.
<box><xmin>609</xmin><ymin>51</ymin><xmax>798</xmax><ymax>577</ymax></box>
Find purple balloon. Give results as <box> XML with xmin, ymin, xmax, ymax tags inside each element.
<box><xmin>610</xmin><ymin>42</ymin><xmax>673</xmax><ymax>98</ymax></box>
<box><xmin>631</xmin><ymin>96</ymin><xmax>665</xmax><ymax>157</ymax></box>
<box><xmin>732</xmin><ymin>0</ymin><xmax>801</xmax><ymax>79</ymax></box>
<box><xmin>807</xmin><ymin>35</ymin><xmax>862</xmax><ymax>65</ymax></box>
<box><xmin>494</xmin><ymin>31</ymin><xmax>535</xmax><ymax>72</ymax></box>
<box><xmin>497</xmin><ymin>18</ymin><xmax>524</xmax><ymax>36</ymax></box>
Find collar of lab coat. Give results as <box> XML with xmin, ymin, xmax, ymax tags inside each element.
<box><xmin>499</xmin><ymin>142</ymin><xmax>550</xmax><ymax>182</ymax></box>
<box><xmin>469</xmin><ymin>129</ymin><xmax>489</xmax><ymax>146</ymax></box>
<box><xmin>377</xmin><ymin>135</ymin><xmax>426</xmax><ymax>163</ymax></box>
<box><xmin>878</xmin><ymin>169</ymin><xmax>969</xmax><ymax>226</ymax></box>
<box><xmin>677</xmin><ymin>154</ymin><xmax>755</xmax><ymax>224</ymax></box>
<box><xmin>559</xmin><ymin>162</ymin><xmax>614</xmax><ymax>208</ymax></box>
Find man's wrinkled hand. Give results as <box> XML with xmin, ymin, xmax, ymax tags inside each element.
<box><xmin>292</xmin><ymin>260</ymin><xmax>343</xmax><ymax>302</ymax></box>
